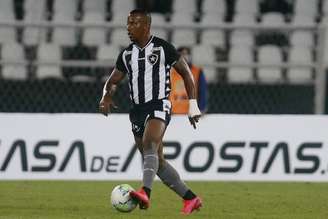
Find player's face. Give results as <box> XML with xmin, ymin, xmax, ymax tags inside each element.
<box><xmin>127</xmin><ymin>14</ymin><xmax>148</xmax><ymax>42</ymax></box>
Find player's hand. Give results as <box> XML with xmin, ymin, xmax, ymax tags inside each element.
<box><xmin>188</xmin><ymin>99</ymin><xmax>201</xmax><ymax>129</ymax></box>
<box><xmin>188</xmin><ymin>114</ymin><xmax>201</xmax><ymax>129</ymax></box>
<box><xmin>99</xmin><ymin>95</ymin><xmax>117</xmax><ymax>116</ymax></box>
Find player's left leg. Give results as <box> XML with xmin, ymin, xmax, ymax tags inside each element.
<box><xmin>130</xmin><ymin>118</ymin><xmax>166</xmax><ymax>209</ymax></box>
<box><xmin>157</xmin><ymin>143</ymin><xmax>202</xmax><ymax>214</ymax></box>
<box><xmin>157</xmin><ymin>143</ymin><xmax>190</xmax><ymax>196</ymax></box>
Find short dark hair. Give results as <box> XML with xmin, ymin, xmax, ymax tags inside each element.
<box><xmin>129</xmin><ymin>9</ymin><xmax>152</xmax><ymax>24</ymax></box>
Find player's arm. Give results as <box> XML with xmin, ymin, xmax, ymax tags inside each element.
<box><xmin>198</xmin><ymin>70</ymin><xmax>207</xmax><ymax>114</ymax></box>
<box><xmin>173</xmin><ymin>56</ymin><xmax>201</xmax><ymax>129</ymax></box>
<box><xmin>99</xmin><ymin>68</ymin><xmax>125</xmax><ymax>116</ymax></box>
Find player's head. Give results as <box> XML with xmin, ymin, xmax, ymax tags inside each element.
<box><xmin>127</xmin><ymin>9</ymin><xmax>151</xmax><ymax>43</ymax></box>
<box><xmin>177</xmin><ymin>46</ymin><xmax>192</xmax><ymax>65</ymax></box>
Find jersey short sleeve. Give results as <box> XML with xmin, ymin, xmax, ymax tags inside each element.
<box><xmin>115</xmin><ymin>50</ymin><xmax>127</xmax><ymax>74</ymax></box>
<box><xmin>161</xmin><ymin>40</ymin><xmax>180</xmax><ymax>66</ymax></box>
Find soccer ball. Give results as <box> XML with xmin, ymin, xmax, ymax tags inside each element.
<box><xmin>111</xmin><ymin>184</ymin><xmax>137</xmax><ymax>212</ymax></box>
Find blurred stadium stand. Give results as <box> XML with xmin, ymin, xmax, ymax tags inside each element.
<box><xmin>0</xmin><ymin>0</ymin><xmax>325</xmax><ymax>114</ymax></box>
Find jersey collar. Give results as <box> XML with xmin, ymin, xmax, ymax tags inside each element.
<box><xmin>134</xmin><ymin>35</ymin><xmax>154</xmax><ymax>51</ymax></box>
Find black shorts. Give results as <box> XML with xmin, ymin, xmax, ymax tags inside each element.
<box><xmin>129</xmin><ymin>99</ymin><xmax>171</xmax><ymax>138</ymax></box>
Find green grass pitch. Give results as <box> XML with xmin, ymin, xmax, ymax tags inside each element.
<box><xmin>0</xmin><ymin>181</ymin><xmax>328</xmax><ymax>219</ymax></box>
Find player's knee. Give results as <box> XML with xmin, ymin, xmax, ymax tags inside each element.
<box><xmin>142</xmin><ymin>140</ymin><xmax>158</xmax><ymax>152</ymax></box>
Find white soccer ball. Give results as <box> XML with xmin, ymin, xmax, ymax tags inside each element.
<box><xmin>111</xmin><ymin>184</ymin><xmax>137</xmax><ymax>212</ymax></box>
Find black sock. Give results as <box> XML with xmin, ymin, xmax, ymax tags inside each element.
<box><xmin>183</xmin><ymin>190</ymin><xmax>197</xmax><ymax>200</ymax></box>
<box><xmin>143</xmin><ymin>186</ymin><xmax>151</xmax><ymax>198</ymax></box>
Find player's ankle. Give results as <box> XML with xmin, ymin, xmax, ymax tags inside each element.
<box><xmin>142</xmin><ymin>186</ymin><xmax>151</xmax><ymax>198</ymax></box>
<box><xmin>183</xmin><ymin>190</ymin><xmax>197</xmax><ymax>200</ymax></box>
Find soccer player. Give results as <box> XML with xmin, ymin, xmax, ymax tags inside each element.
<box><xmin>99</xmin><ymin>9</ymin><xmax>202</xmax><ymax>214</ymax></box>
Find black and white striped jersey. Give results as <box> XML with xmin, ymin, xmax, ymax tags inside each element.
<box><xmin>115</xmin><ymin>35</ymin><xmax>180</xmax><ymax>105</ymax></box>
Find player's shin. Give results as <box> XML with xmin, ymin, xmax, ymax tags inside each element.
<box><xmin>142</xmin><ymin>143</ymin><xmax>159</xmax><ymax>197</ymax></box>
<box><xmin>157</xmin><ymin>161</ymin><xmax>196</xmax><ymax>200</ymax></box>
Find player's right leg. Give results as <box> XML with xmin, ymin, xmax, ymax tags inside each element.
<box><xmin>131</xmin><ymin>135</ymin><xmax>150</xmax><ymax>209</ymax></box>
<box><xmin>129</xmin><ymin>108</ymin><xmax>154</xmax><ymax>209</ymax></box>
<box><xmin>157</xmin><ymin>143</ymin><xmax>202</xmax><ymax>214</ymax></box>
<box><xmin>130</xmin><ymin>117</ymin><xmax>167</xmax><ymax>209</ymax></box>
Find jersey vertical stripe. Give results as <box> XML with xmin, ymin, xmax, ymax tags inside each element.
<box><xmin>144</xmin><ymin>43</ymin><xmax>154</xmax><ymax>102</ymax></box>
<box><xmin>137</xmin><ymin>49</ymin><xmax>145</xmax><ymax>103</ymax></box>
<box><xmin>152</xmin><ymin>48</ymin><xmax>161</xmax><ymax>99</ymax></box>
<box><xmin>123</xmin><ymin>51</ymin><xmax>134</xmax><ymax>104</ymax></box>
<box><xmin>131</xmin><ymin>46</ymin><xmax>140</xmax><ymax>104</ymax></box>
<box><xmin>159</xmin><ymin>48</ymin><xmax>166</xmax><ymax>99</ymax></box>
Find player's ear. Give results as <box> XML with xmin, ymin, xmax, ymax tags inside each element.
<box><xmin>144</xmin><ymin>23</ymin><xmax>150</xmax><ymax>32</ymax></box>
<box><xmin>144</xmin><ymin>16</ymin><xmax>151</xmax><ymax>30</ymax></box>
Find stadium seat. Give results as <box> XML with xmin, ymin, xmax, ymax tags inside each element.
<box><xmin>323</xmin><ymin>0</ymin><xmax>328</xmax><ymax>16</ymax></box>
<box><xmin>202</xmin><ymin>67</ymin><xmax>218</xmax><ymax>83</ymax></box>
<box><xmin>97</xmin><ymin>44</ymin><xmax>120</xmax><ymax>62</ymax></box>
<box><xmin>149</xmin><ymin>14</ymin><xmax>168</xmax><ymax>40</ymax></box>
<box><xmin>170</xmin><ymin>13</ymin><xmax>195</xmax><ymax>26</ymax></box>
<box><xmin>228</xmin><ymin>45</ymin><xmax>254</xmax><ymax>83</ymax></box>
<box><xmin>230</xmin><ymin>30</ymin><xmax>254</xmax><ymax>47</ymax></box>
<box><xmin>235</xmin><ymin>0</ymin><xmax>259</xmax><ymax>15</ymax></box>
<box><xmin>200</xmin><ymin>30</ymin><xmax>225</xmax><ymax>48</ymax></box>
<box><xmin>51</xmin><ymin>0</ymin><xmax>78</xmax><ymax>46</ymax></box>
<box><xmin>1</xmin><ymin>43</ymin><xmax>25</xmax><ymax>60</ymax></box>
<box><xmin>82</xmin><ymin>12</ymin><xmax>107</xmax><ymax>46</ymax></box>
<box><xmin>321</xmin><ymin>14</ymin><xmax>328</xmax><ymax>24</ymax></box>
<box><xmin>260</xmin><ymin>12</ymin><xmax>285</xmax><ymax>26</ymax></box>
<box><xmin>292</xmin><ymin>14</ymin><xmax>316</xmax><ymax>25</ymax></box>
<box><xmin>294</xmin><ymin>0</ymin><xmax>318</xmax><ymax>17</ymax></box>
<box><xmin>202</xmin><ymin>0</ymin><xmax>226</xmax><ymax>15</ymax></box>
<box><xmin>287</xmin><ymin>46</ymin><xmax>313</xmax><ymax>83</ymax></box>
<box><xmin>151</xmin><ymin>28</ymin><xmax>168</xmax><ymax>41</ymax></box>
<box><xmin>200</xmin><ymin>12</ymin><xmax>224</xmax><ymax>25</ymax></box>
<box><xmin>228</xmin><ymin>67</ymin><xmax>254</xmax><ymax>84</ymax></box>
<box><xmin>54</xmin><ymin>0</ymin><xmax>78</xmax><ymax>19</ymax></box>
<box><xmin>0</xmin><ymin>7</ymin><xmax>16</xmax><ymax>43</ymax></box>
<box><xmin>290</xmin><ymin>31</ymin><xmax>314</xmax><ymax>48</ymax></box>
<box><xmin>324</xmin><ymin>47</ymin><xmax>328</xmax><ymax>64</ymax></box>
<box><xmin>110</xmin><ymin>12</ymin><xmax>127</xmax><ymax>26</ymax></box>
<box><xmin>259</xmin><ymin>12</ymin><xmax>287</xmax><ymax>46</ymax></box>
<box><xmin>233</xmin><ymin>13</ymin><xmax>256</xmax><ymax>26</ymax></box>
<box><xmin>173</xmin><ymin>0</ymin><xmax>196</xmax><ymax>13</ymax></box>
<box><xmin>1</xmin><ymin>43</ymin><xmax>28</xmax><ymax>80</ymax></box>
<box><xmin>51</xmin><ymin>15</ymin><xmax>77</xmax><ymax>46</ymax></box>
<box><xmin>24</xmin><ymin>0</ymin><xmax>46</xmax><ymax>18</ymax></box>
<box><xmin>190</xmin><ymin>45</ymin><xmax>218</xmax><ymax>82</ymax></box>
<box><xmin>0</xmin><ymin>0</ymin><xmax>14</xmax><ymax>17</ymax></box>
<box><xmin>96</xmin><ymin>44</ymin><xmax>120</xmax><ymax>82</ymax></box>
<box><xmin>111</xmin><ymin>0</ymin><xmax>135</xmax><ymax>14</ymax></box>
<box><xmin>323</xmin><ymin>28</ymin><xmax>328</xmax><ymax>62</ymax></box>
<box><xmin>83</xmin><ymin>0</ymin><xmax>106</xmax><ymax>14</ymax></box>
<box><xmin>151</xmin><ymin>13</ymin><xmax>167</xmax><ymax>26</ymax></box>
<box><xmin>23</xmin><ymin>0</ymin><xmax>47</xmax><ymax>45</ymax></box>
<box><xmin>171</xmin><ymin>29</ymin><xmax>197</xmax><ymax>47</ymax></box>
<box><xmin>110</xmin><ymin>29</ymin><xmax>130</xmax><ymax>47</ymax></box>
<box><xmin>36</xmin><ymin>43</ymin><xmax>62</xmax><ymax>79</ymax></box>
<box><xmin>257</xmin><ymin>45</ymin><xmax>283</xmax><ymax>83</ymax></box>
<box><xmin>192</xmin><ymin>45</ymin><xmax>216</xmax><ymax>65</ymax></box>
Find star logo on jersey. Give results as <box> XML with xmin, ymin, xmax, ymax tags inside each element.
<box><xmin>132</xmin><ymin>124</ymin><xmax>141</xmax><ymax>133</ymax></box>
<box><xmin>147</xmin><ymin>53</ymin><xmax>158</xmax><ymax>65</ymax></box>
